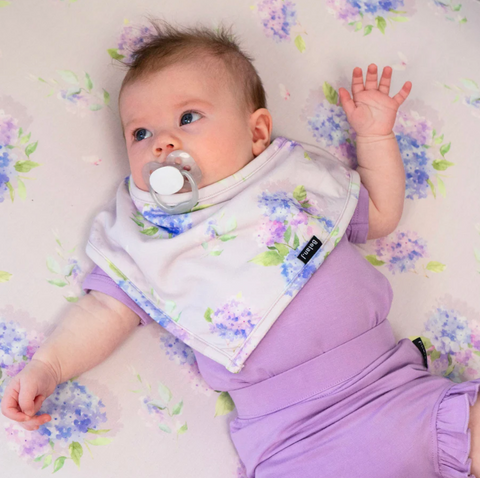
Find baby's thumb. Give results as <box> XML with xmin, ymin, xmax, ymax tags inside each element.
<box><xmin>18</xmin><ymin>384</ymin><xmax>38</xmax><ymax>418</ymax></box>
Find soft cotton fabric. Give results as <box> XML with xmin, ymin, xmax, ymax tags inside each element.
<box><xmin>83</xmin><ymin>181</ymin><xmax>478</xmax><ymax>477</ymax></box>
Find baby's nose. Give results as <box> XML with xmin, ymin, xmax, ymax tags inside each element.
<box><xmin>156</xmin><ymin>143</ymin><xmax>175</xmax><ymax>154</ymax></box>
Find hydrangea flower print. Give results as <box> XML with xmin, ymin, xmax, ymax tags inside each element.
<box><xmin>252</xmin><ymin>185</ymin><xmax>332</xmax><ymax>292</ymax></box>
<box><xmin>204</xmin><ymin>297</ymin><xmax>261</xmax><ymax>345</ymax></box>
<box><xmin>255</xmin><ymin>0</ymin><xmax>307</xmax><ymax>52</ymax></box>
<box><xmin>130</xmin><ymin>368</ymin><xmax>188</xmax><ymax>436</ymax></box>
<box><xmin>255</xmin><ymin>0</ymin><xmax>298</xmax><ymax>42</ymax></box>
<box><xmin>414</xmin><ymin>299</ymin><xmax>480</xmax><ymax>383</ymax></box>
<box><xmin>0</xmin><ymin>319</ymin><xmax>111</xmax><ymax>471</ymax></box>
<box><xmin>0</xmin><ymin>110</ymin><xmax>40</xmax><ymax>203</ymax></box>
<box><xmin>394</xmin><ymin>110</ymin><xmax>455</xmax><ymax>200</ymax></box>
<box><xmin>159</xmin><ymin>333</ymin><xmax>197</xmax><ymax>367</ymax></box>
<box><xmin>428</xmin><ymin>0</ymin><xmax>467</xmax><ymax>24</ymax></box>
<box><xmin>366</xmin><ymin>230</ymin><xmax>428</xmax><ymax>274</ymax></box>
<box><xmin>29</xmin><ymin>70</ymin><xmax>110</xmax><ymax>116</ymax></box>
<box><xmin>438</xmin><ymin>78</ymin><xmax>480</xmax><ymax>119</ymax></box>
<box><xmin>325</xmin><ymin>0</ymin><xmax>411</xmax><ymax>36</ymax></box>
<box><xmin>142</xmin><ymin>205</ymin><xmax>193</xmax><ymax>237</ymax></box>
<box><xmin>201</xmin><ymin>215</ymin><xmax>238</xmax><ymax>257</ymax></box>
<box><xmin>108</xmin><ymin>21</ymin><xmax>156</xmax><ymax>64</ymax></box>
<box><xmin>303</xmin><ymin>83</ymin><xmax>358</xmax><ymax>169</ymax></box>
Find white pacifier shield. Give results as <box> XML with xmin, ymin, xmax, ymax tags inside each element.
<box><xmin>150</xmin><ymin>166</ymin><xmax>184</xmax><ymax>195</ymax></box>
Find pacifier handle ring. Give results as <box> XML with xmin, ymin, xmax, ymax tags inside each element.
<box><xmin>149</xmin><ymin>170</ymin><xmax>199</xmax><ymax>214</ymax></box>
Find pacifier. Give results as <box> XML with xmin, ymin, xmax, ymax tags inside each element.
<box><xmin>142</xmin><ymin>150</ymin><xmax>203</xmax><ymax>214</ymax></box>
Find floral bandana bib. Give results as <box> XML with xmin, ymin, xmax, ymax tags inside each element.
<box><xmin>86</xmin><ymin>137</ymin><xmax>361</xmax><ymax>373</ymax></box>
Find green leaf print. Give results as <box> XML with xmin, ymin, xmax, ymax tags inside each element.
<box><xmin>437</xmin><ymin>177</ymin><xmax>446</xmax><ymax>198</ymax></box>
<box><xmin>25</xmin><ymin>141</ymin><xmax>38</xmax><ymax>157</ymax></box>
<box><xmin>293</xmin><ymin>233</ymin><xmax>300</xmax><ymax>250</ymax></box>
<box><xmin>140</xmin><ymin>227</ymin><xmax>159</xmax><ymax>236</ymax></box>
<box><xmin>426</xmin><ymin>178</ymin><xmax>436</xmax><ymax>198</ymax></box>
<box><xmin>47</xmin><ymin>257</ymin><xmax>62</xmax><ymax>274</ymax></box>
<box><xmin>354</xmin><ymin>21</ymin><xmax>363</xmax><ymax>31</ymax></box>
<box><xmin>47</xmin><ymin>279</ymin><xmax>68</xmax><ymax>287</ymax></box>
<box><xmin>204</xmin><ymin>307</ymin><xmax>213</xmax><ymax>322</ymax></box>
<box><xmin>432</xmin><ymin>159</ymin><xmax>454</xmax><ymax>171</ymax></box>
<box><xmin>14</xmin><ymin>160</ymin><xmax>40</xmax><ymax>173</ymax></box>
<box><xmin>69</xmin><ymin>442</ymin><xmax>83</xmax><ymax>468</ymax></box>
<box><xmin>219</xmin><ymin>234</ymin><xmax>237</xmax><ymax>242</ymax></box>
<box><xmin>294</xmin><ymin>35</ymin><xmax>306</xmax><ymax>53</ymax></box>
<box><xmin>284</xmin><ymin>226</ymin><xmax>292</xmax><ymax>244</ymax></box>
<box><xmin>250</xmin><ymin>250</ymin><xmax>284</xmax><ymax>266</ymax></box>
<box><xmin>89</xmin><ymin>104</ymin><xmax>103</xmax><ymax>111</ymax></box>
<box><xmin>84</xmin><ymin>72</ymin><xmax>93</xmax><ymax>92</ymax></box>
<box><xmin>304</xmin><ymin>152</ymin><xmax>312</xmax><ymax>161</ymax></box>
<box><xmin>375</xmin><ymin>16</ymin><xmax>387</xmax><ymax>34</ymax></box>
<box><xmin>103</xmin><ymin>89</ymin><xmax>110</xmax><ymax>105</ymax></box>
<box><xmin>172</xmin><ymin>400</ymin><xmax>184</xmax><ymax>416</ymax></box>
<box><xmin>364</xmin><ymin>25</ymin><xmax>373</xmax><ymax>35</ymax></box>
<box><xmin>42</xmin><ymin>454</ymin><xmax>53</xmax><ymax>469</ymax></box>
<box><xmin>107</xmin><ymin>48</ymin><xmax>125</xmax><ymax>61</ymax></box>
<box><xmin>177</xmin><ymin>423</ymin><xmax>188</xmax><ymax>435</ymax></box>
<box><xmin>293</xmin><ymin>185</ymin><xmax>307</xmax><ymax>203</ymax></box>
<box><xmin>0</xmin><ymin>271</ymin><xmax>12</xmax><ymax>283</ymax></box>
<box><xmin>274</xmin><ymin>243</ymin><xmax>289</xmax><ymax>258</ymax></box>
<box><xmin>439</xmin><ymin>142</ymin><xmax>451</xmax><ymax>157</ymax></box>
<box><xmin>215</xmin><ymin>392</ymin><xmax>235</xmax><ymax>417</ymax></box>
<box><xmin>365</xmin><ymin>255</ymin><xmax>385</xmax><ymax>266</ymax></box>
<box><xmin>57</xmin><ymin>70</ymin><xmax>79</xmax><ymax>85</ymax></box>
<box><xmin>426</xmin><ymin>261</ymin><xmax>446</xmax><ymax>272</ymax></box>
<box><xmin>84</xmin><ymin>437</ymin><xmax>113</xmax><ymax>446</ymax></box>
<box><xmin>390</xmin><ymin>16</ymin><xmax>409</xmax><ymax>22</ymax></box>
<box><xmin>6</xmin><ymin>181</ymin><xmax>14</xmax><ymax>201</ymax></box>
<box><xmin>159</xmin><ymin>423</ymin><xmax>172</xmax><ymax>433</ymax></box>
<box><xmin>87</xmin><ymin>428</ymin><xmax>111</xmax><ymax>434</ymax></box>
<box><xmin>16</xmin><ymin>178</ymin><xmax>26</xmax><ymax>200</ymax></box>
<box><xmin>460</xmin><ymin>79</ymin><xmax>479</xmax><ymax>91</ymax></box>
<box><xmin>322</xmin><ymin>82</ymin><xmax>338</xmax><ymax>105</ymax></box>
<box><xmin>158</xmin><ymin>383</ymin><xmax>173</xmax><ymax>404</ymax></box>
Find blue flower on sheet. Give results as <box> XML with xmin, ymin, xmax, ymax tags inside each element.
<box><xmin>281</xmin><ymin>247</ymin><xmax>317</xmax><ymax>296</ymax></box>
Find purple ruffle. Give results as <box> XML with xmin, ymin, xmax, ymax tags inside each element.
<box><xmin>437</xmin><ymin>379</ymin><xmax>480</xmax><ymax>478</ymax></box>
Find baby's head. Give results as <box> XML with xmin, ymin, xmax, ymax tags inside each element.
<box><xmin>118</xmin><ymin>19</ymin><xmax>273</xmax><ymax>191</ymax></box>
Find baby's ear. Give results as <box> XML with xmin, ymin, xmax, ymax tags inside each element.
<box><xmin>250</xmin><ymin>108</ymin><xmax>273</xmax><ymax>157</ymax></box>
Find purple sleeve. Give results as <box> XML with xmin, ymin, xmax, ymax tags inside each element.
<box><xmin>82</xmin><ymin>266</ymin><xmax>154</xmax><ymax>326</ymax></box>
<box><xmin>346</xmin><ymin>182</ymin><xmax>369</xmax><ymax>244</ymax></box>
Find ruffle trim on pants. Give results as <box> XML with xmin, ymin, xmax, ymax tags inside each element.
<box><xmin>437</xmin><ymin>379</ymin><xmax>480</xmax><ymax>478</ymax></box>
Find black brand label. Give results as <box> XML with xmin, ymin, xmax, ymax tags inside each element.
<box><xmin>297</xmin><ymin>236</ymin><xmax>322</xmax><ymax>264</ymax></box>
<box><xmin>412</xmin><ymin>338</ymin><xmax>428</xmax><ymax>369</ymax></box>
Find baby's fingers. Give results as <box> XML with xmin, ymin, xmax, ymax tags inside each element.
<box><xmin>338</xmin><ymin>87</ymin><xmax>356</xmax><ymax>117</ymax></box>
<box><xmin>393</xmin><ymin>81</ymin><xmax>413</xmax><ymax>106</ymax></box>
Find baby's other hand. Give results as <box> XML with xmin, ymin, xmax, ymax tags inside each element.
<box><xmin>1</xmin><ymin>359</ymin><xmax>58</xmax><ymax>431</ymax></box>
<box><xmin>338</xmin><ymin>64</ymin><xmax>412</xmax><ymax>137</ymax></box>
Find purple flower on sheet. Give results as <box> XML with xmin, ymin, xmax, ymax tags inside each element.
<box><xmin>0</xmin><ymin>112</ymin><xmax>20</xmax><ymax>203</ymax></box>
<box><xmin>373</xmin><ymin>230</ymin><xmax>428</xmax><ymax>274</ymax></box>
<box><xmin>142</xmin><ymin>206</ymin><xmax>193</xmax><ymax>237</ymax></box>
<box><xmin>0</xmin><ymin>112</ymin><xmax>17</xmax><ymax>145</ymax></box>
<box><xmin>394</xmin><ymin>110</ymin><xmax>436</xmax><ymax>200</ymax></box>
<box><xmin>256</xmin><ymin>0</ymin><xmax>298</xmax><ymax>42</ymax></box>
<box><xmin>326</xmin><ymin>0</ymin><xmax>406</xmax><ymax>23</ymax></box>
<box><xmin>424</xmin><ymin>306</ymin><xmax>471</xmax><ymax>355</ymax></box>
<box><xmin>306</xmin><ymin>99</ymin><xmax>357</xmax><ymax>168</ymax></box>
<box><xmin>67</xmin><ymin>257</ymin><xmax>81</xmax><ymax>281</ymax></box>
<box><xmin>0</xmin><ymin>320</ymin><xmax>30</xmax><ymax>371</ymax></box>
<box><xmin>116</xmin><ymin>24</ymin><xmax>157</xmax><ymax>65</ymax></box>
<box><xmin>4</xmin><ymin>423</ymin><xmax>52</xmax><ymax>461</ymax></box>
<box><xmin>159</xmin><ymin>333</ymin><xmax>197</xmax><ymax>366</ymax></box>
<box><xmin>207</xmin><ymin>298</ymin><xmax>260</xmax><ymax>343</ymax></box>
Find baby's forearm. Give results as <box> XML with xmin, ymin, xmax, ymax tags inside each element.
<box><xmin>355</xmin><ymin>132</ymin><xmax>405</xmax><ymax>236</ymax></box>
<box><xmin>32</xmin><ymin>291</ymin><xmax>140</xmax><ymax>385</ymax></box>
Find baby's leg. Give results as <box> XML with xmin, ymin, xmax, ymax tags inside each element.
<box><xmin>469</xmin><ymin>400</ymin><xmax>480</xmax><ymax>475</ymax></box>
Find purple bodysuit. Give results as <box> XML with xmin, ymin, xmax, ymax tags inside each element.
<box><xmin>83</xmin><ymin>183</ymin><xmax>479</xmax><ymax>478</ymax></box>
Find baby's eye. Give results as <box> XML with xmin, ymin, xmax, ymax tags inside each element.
<box><xmin>133</xmin><ymin>128</ymin><xmax>152</xmax><ymax>142</ymax></box>
<box><xmin>180</xmin><ymin>111</ymin><xmax>202</xmax><ymax>126</ymax></box>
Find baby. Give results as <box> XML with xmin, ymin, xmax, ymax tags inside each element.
<box><xmin>3</xmin><ymin>20</ymin><xmax>480</xmax><ymax>477</ymax></box>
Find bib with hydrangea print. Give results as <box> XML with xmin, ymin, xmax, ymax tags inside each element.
<box><xmin>86</xmin><ymin>137</ymin><xmax>361</xmax><ymax>373</ymax></box>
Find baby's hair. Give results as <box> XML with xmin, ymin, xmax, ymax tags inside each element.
<box><xmin>118</xmin><ymin>17</ymin><xmax>267</xmax><ymax>118</ymax></box>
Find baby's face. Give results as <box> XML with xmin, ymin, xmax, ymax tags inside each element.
<box><xmin>119</xmin><ymin>60</ymin><xmax>257</xmax><ymax>192</ymax></box>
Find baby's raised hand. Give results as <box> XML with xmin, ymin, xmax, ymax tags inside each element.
<box><xmin>338</xmin><ymin>64</ymin><xmax>412</xmax><ymax>137</ymax></box>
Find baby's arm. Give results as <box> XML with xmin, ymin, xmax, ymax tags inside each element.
<box><xmin>356</xmin><ymin>133</ymin><xmax>405</xmax><ymax>239</ymax></box>
<box><xmin>339</xmin><ymin>64</ymin><xmax>412</xmax><ymax>240</ymax></box>
<box><xmin>1</xmin><ymin>291</ymin><xmax>140</xmax><ymax>430</ymax></box>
